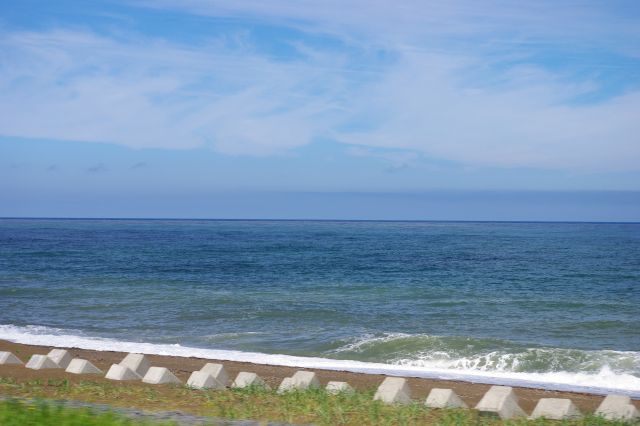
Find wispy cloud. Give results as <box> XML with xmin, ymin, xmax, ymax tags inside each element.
<box><xmin>0</xmin><ymin>29</ymin><xmax>342</xmax><ymax>155</ymax></box>
<box><xmin>87</xmin><ymin>163</ymin><xmax>108</xmax><ymax>173</ymax></box>
<box><xmin>337</xmin><ymin>51</ymin><xmax>640</xmax><ymax>171</ymax></box>
<box><xmin>139</xmin><ymin>0</ymin><xmax>640</xmax><ymax>53</ymax></box>
<box><xmin>0</xmin><ymin>1</ymin><xmax>638</xmax><ymax>173</ymax></box>
<box><xmin>347</xmin><ymin>146</ymin><xmax>419</xmax><ymax>172</ymax></box>
<box><xmin>130</xmin><ymin>161</ymin><xmax>147</xmax><ymax>170</ymax></box>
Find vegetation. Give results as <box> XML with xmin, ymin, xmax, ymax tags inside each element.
<box><xmin>0</xmin><ymin>377</ymin><xmax>634</xmax><ymax>425</ymax></box>
<box><xmin>0</xmin><ymin>399</ymin><xmax>171</xmax><ymax>426</ymax></box>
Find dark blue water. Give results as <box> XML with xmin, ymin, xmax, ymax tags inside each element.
<box><xmin>1</xmin><ymin>219</ymin><xmax>639</xmax><ymax>389</ymax></box>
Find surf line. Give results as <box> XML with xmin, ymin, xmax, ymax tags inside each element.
<box><xmin>1</xmin><ymin>326</ymin><xmax>638</xmax><ymax>398</ymax></box>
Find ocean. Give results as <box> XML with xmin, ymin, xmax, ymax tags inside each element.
<box><xmin>0</xmin><ymin>219</ymin><xmax>638</xmax><ymax>396</ymax></box>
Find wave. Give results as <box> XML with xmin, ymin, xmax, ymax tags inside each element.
<box><xmin>1</xmin><ymin>324</ymin><xmax>638</xmax><ymax>397</ymax></box>
<box><xmin>327</xmin><ymin>332</ymin><xmax>640</xmax><ymax>375</ymax></box>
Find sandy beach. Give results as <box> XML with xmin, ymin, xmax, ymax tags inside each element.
<box><xmin>1</xmin><ymin>339</ymin><xmax>637</xmax><ymax>415</ymax></box>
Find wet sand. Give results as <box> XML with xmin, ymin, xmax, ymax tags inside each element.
<box><xmin>1</xmin><ymin>339</ymin><xmax>637</xmax><ymax>414</ymax></box>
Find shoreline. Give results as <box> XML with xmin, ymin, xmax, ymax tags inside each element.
<box><xmin>1</xmin><ymin>339</ymin><xmax>638</xmax><ymax>415</ymax></box>
<box><xmin>2</xmin><ymin>326</ymin><xmax>638</xmax><ymax>397</ymax></box>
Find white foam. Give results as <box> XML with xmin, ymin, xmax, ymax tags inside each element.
<box><xmin>333</xmin><ymin>333</ymin><xmax>640</xmax><ymax>375</ymax></box>
<box><xmin>330</xmin><ymin>332</ymin><xmax>414</xmax><ymax>353</ymax></box>
<box><xmin>395</xmin><ymin>349</ymin><xmax>640</xmax><ymax>373</ymax></box>
<box><xmin>1</xmin><ymin>324</ymin><xmax>638</xmax><ymax>397</ymax></box>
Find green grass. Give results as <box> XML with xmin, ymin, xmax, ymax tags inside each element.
<box><xmin>0</xmin><ymin>399</ymin><xmax>174</xmax><ymax>426</ymax></box>
<box><xmin>0</xmin><ymin>377</ymin><xmax>636</xmax><ymax>425</ymax></box>
<box><xmin>198</xmin><ymin>386</ymin><xmax>636</xmax><ymax>426</ymax></box>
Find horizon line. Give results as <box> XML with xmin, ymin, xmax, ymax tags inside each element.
<box><xmin>1</xmin><ymin>216</ymin><xmax>639</xmax><ymax>225</ymax></box>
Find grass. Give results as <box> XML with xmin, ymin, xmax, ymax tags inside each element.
<box><xmin>0</xmin><ymin>399</ymin><xmax>173</xmax><ymax>426</ymax></box>
<box><xmin>0</xmin><ymin>377</ymin><xmax>636</xmax><ymax>425</ymax></box>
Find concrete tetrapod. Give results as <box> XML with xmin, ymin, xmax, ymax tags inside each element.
<box><xmin>595</xmin><ymin>395</ymin><xmax>640</xmax><ymax>421</ymax></box>
<box><xmin>232</xmin><ymin>372</ymin><xmax>270</xmax><ymax>390</ymax></box>
<box><xmin>142</xmin><ymin>367</ymin><xmax>182</xmax><ymax>385</ymax></box>
<box><xmin>373</xmin><ymin>377</ymin><xmax>413</xmax><ymax>405</ymax></box>
<box><xmin>291</xmin><ymin>371</ymin><xmax>320</xmax><ymax>390</ymax></box>
<box><xmin>425</xmin><ymin>388</ymin><xmax>468</xmax><ymax>409</ymax></box>
<box><xmin>475</xmin><ymin>386</ymin><xmax>526</xmax><ymax>419</ymax></box>
<box><xmin>277</xmin><ymin>377</ymin><xmax>294</xmax><ymax>393</ymax></box>
<box><xmin>278</xmin><ymin>377</ymin><xmax>294</xmax><ymax>393</ymax></box>
<box><xmin>25</xmin><ymin>354</ymin><xmax>61</xmax><ymax>370</ymax></box>
<box><xmin>65</xmin><ymin>358</ymin><xmax>102</xmax><ymax>375</ymax></box>
<box><xmin>530</xmin><ymin>398</ymin><xmax>581</xmax><ymax>420</ymax></box>
<box><xmin>105</xmin><ymin>364</ymin><xmax>142</xmax><ymax>381</ymax></box>
<box><xmin>187</xmin><ymin>371</ymin><xmax>225</xmax><ymax>390</ymax></box>
<box><xmin>200</xmin><ymin>363</ymin><xmax>229</xmax><ymax>386</ymax></box>
<box><xmin>47</xmin><ymin>349</ymin><xmax>73</xmax><ymax>369</ymax></box>
<box><xmin>119</xmin><ymin>353</ymin><xmax>151</xmax><ymax>377</ymax></box>
<box><xmin>0</xmin><ymin>351</ymin><xmax>23</xmax><ymax>365</ymax></box>
<box><xmin>326</xmin><ymin>381</ymin><xmax>354</xmax><ymax>394</ymax></box>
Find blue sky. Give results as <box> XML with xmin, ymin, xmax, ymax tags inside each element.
<box><xmin>1</xmin><ymin>1</ymin><xmax>639</xmax><ymax>220</ymax></box>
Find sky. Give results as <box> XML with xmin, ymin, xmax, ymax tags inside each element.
<box><xmin>1</xmin><ymin>0</ymin><xmax>639</xmax><ymax>220</ymax></box>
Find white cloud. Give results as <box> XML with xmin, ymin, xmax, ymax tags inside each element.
<box><xmin>0</xmin><ymin>29</ymin><xmax>342</xmax><ymax>154</ymax></box>
<box><xmin>337</xmin><ymin>52</ymin><xmax>640</xmax><ymax>171</ymax></box>
<box><xmin>138</xmin><ymin>0</ymin><xmax>640</xmax><ymax>52</ymax></box>
<box><xmin>0</xmin><ymin>0</ymin><xmax>639</xmax><ymax>172</ymax></box>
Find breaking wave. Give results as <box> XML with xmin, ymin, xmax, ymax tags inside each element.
<box><xmin>328</xmin><ymin>332</ymin><xmax>640</xmax><ymax>375</ymax></box>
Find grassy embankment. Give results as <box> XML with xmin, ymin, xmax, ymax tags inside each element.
<box><xmin>0</xmin><ymin>399</ymin><xmax>173</xmax><ymax>425</ymax></box>
<box><xmin>0</xmin><ymin>377</ymin><xmax>634</xmax><ymax>425</ymax></box>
